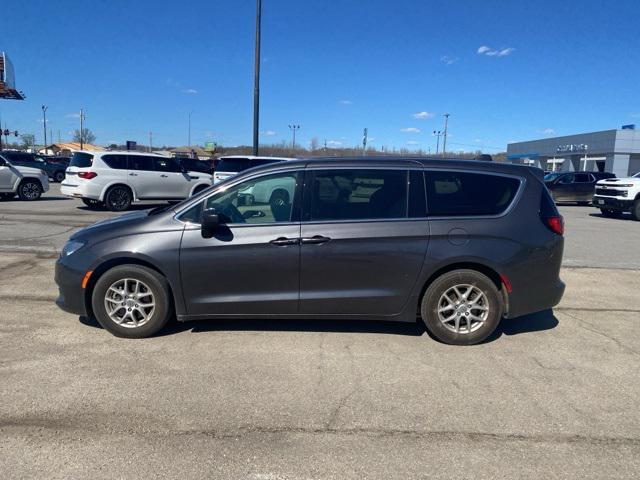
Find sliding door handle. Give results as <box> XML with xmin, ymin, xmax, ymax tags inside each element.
<box><xmin>269</xmin><ymin>237</ymin><xmax>300</xmax><ymax>246</ymax></box>
<box><xmin>301</xmin><ymin>235</ymin><xmax>331</xmax><ymax>245</ymax></box>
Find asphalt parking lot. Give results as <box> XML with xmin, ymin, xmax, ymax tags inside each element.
<box><xmin>1</xmin><ymin>185</ymin><xmax>639</xmax><ymax>479</ymax></box>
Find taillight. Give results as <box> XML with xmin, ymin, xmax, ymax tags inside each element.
<box><xmin>544</xmin><ymin>216</ymin><xmax>564</xmax><ymax>235</ymax></box>
<box><xmin>78</xmin><ymin>171</ymin><xmax>97</xmax><ymax>179</ymax></box>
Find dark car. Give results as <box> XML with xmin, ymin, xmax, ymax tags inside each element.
<box><xmin>177</xmin><ymin>157</ymin><xmax>214</xmax><ymax>175</ymax></box>
<box><xmin>55</xmin><ymin>157</ymin><xmax>565</xmax><ymax>345</ymax></box>
<box><xmin>544</xmin><ymin>171</ymin><xmax>616</xmax><ymax>204</ymax></box>
<box><xmin>0</xmin><ymin>151</ymin><xmax>69</xmax><ymax>182</ymax></box>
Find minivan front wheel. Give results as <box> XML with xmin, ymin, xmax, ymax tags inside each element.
<box><xmin>421</xmin><ymin>270</ymin><xmax>502</xmax><ymax>345</ymax></box>
<box><xmin>91</xmin><ymin>265</ymin><xmax>172</xmax><ymax>338</ymax></box>
<box><xmin>104</xmin><ymin>186</ymin><xmax>132</xmax><ymax>211</ymax></box>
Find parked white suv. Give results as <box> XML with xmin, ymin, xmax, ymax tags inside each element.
<box><xmin>0</xmin><ymin>153</ymin><xmax>50</xmax><ymax>201</ymax></box>
<box><xmin>213</xmin><ymin>155</ymin><xmax>294</xmax><ymax>184</ymax></box>
<box><xmin>61</xmin><ymin>151</ymin><xmax>212</xmax><ymax>211</ymax></box>
<box><xmin>593</xmin><ymin>172</ymin><xmax>640</xmax><ymax>220</ymax></box>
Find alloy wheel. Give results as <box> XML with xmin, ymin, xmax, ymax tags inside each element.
<box><xmin>104</xmin><ymin>278</ymin><xmax>156</xmax><ymax>328</ymax></box>
<box><xmin>437</xmin><ymin>284</ymin><xmax>489</xmax><ymax>334</ymax></box>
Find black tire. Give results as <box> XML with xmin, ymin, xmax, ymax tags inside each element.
<box><xmin>191</xmin><ymin>184</ymin><xmax>208</xmax><ymax>196</ymax></box>
<box><xmin>632</xmin><ymin>199</ymin><xmax>640</xmax><ymax>221</ymax></box>
<box><xmin>269</xmin><ymin>189</ymin><xmax>289</xmax><ymax>207</ymax></box>
<box><xmin>54</xmin><ymin>170</ymin><xmax>65</xmax><ymax>182</ymax></box>
<box><xmin>91</xmin><ymin>265</ymin><xmax>172</xmax><ymax>338</ymax></box>
<box><xmin>17</xmin><ymin>179</ymin><xmax>43</xmax><ymax>201</ymax></box>
<box><xmin>82</xmin><ymin>198</ymin><xmax>104</xmax><ymax>210</ymax></box>
<box><xmin>420</xmin><ymin>269</ymin><xmax>503</xmax><ymax>346</ymax></box>
<box><xmin>600</xmin><ymin>208</ymin><xmax>622</xmax><ymax>218</ymax></box>
<box><xmin>104</xmin><ymin>185</ymin><xmax>132</xmax><ymax>211</ymax></box>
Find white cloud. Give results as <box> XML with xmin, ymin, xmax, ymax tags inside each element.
<box><xmin>182</xmin><ymin>88</ymin><xmax>198</xmax><ymax>94</ymax></box>
<box><xmin>65</xmin><ymin>112</ymin><xmax>81</xmax><ymax>119</ymax></box>
<box><xmin>412</xmin><ymin>111</ymin><xmax>434</xmax><ymax>120</ymax></box>
<box><xmin>401</xmin><ymin>127</ymin><xmax>421</xmax><ymax>133</ymax></box>
<box><xmin>630</xmin><ymin>113</ymin><xmax>640</xmax><ymax>119</ymax></box>
<box><xmin>477</xmin><ymin>45</ymin><xmax>515</xmax><ymax>57</ymax></box>
<box><xmin>327</xmin><ymin>140</ymin><xmax>343</xmax><ymax>146</ymax></box>
<box><xmin>406</xmin><ymin>140</ymin><xmax>420</xmax><ymax>146</ymax></box>
<box><xmin>440</xmin><ymin>55</ymin><xmax>458</xmax><ymax>65</ymax></box>
<box><xmin>339</xmin><ymin>100</ymin><xmax>353</xmax><ymax>105</ymax></box>
<box><xmin>262</xmin><ymin>130</ymin><xmax>277</xmax><ymax>136</ymax></box>
<box><xmin>542</xmin><ymin>128</ymin><xmax>555</xmax><ymax>135</ymax></box>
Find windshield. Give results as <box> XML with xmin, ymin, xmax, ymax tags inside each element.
<box><xmin>69</xmin><ymin>152</ymin><xmax>94</xmax><ymax>168</ymax></box>
<box><xmin>544</xmin><ymin>173</ymin><xmax>562</xmax><ymax>182</ymax></box>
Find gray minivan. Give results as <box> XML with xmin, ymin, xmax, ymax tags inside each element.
<box><xmin>55</xmin><ymin>157</ymin><xmax>565</xmax><ymax>345</ymax></box>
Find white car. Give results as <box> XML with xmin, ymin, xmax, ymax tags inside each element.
<box><xmin>0</xmin><ymin>153</ymin><xmax>50</xmax><ymax>201</ymax></box>
<box><xmin>213</xmin><ymin>155</ymin><xmax>294</xmax><ymax>184</ymax></box>
<box><xmin>593</xmin><ymin>171</ymin><xmax>640</xmax><ymax>220</ymax></box>
<box><xmin>61</xmin><ymin>151</ymin><xmax>212</xmax><ymax>211</ymax></box>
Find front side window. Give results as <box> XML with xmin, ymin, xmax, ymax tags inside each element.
<box><xmin>574</xmin><ymin>173</ymin><xmax>592</xmax><ymax>183</ymax></box>
<box><xmin>181</xmin><ymin>171</ymin><xmax>300</xmax><ymax>225</ymax></box>
<box><xmin>154</xmin><ymin>157</ymin><xmax>181</xmax><ymax>172</ymax></box>
<box><xmin>425</xmin><ymin>171</ymin><xmax>520</xmax><ymax>217</ymax></box>
<box><xmin>557</xmin><ymin>174</ymin><xmax>574</xmax><ymax>184</ymax></box>
<box><xmin>305</xmin><ymin>169</ymin><xmax>408</xmax><ymax>222</ymax></box>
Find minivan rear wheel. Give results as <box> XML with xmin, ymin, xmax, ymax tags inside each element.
<box><xmin>105</xmin><ymin>185</ymin><xmax>132</xmax><ymax>211</ymax></box>
<box><xmin>421</xmin><ymin>270</ymin><xmax>502</xmax><ymax>345</ymax></box>
<box><xmin>91</xmin><ymin>265</ymin><xmax>172</xmax><ymax>338</ymax></box>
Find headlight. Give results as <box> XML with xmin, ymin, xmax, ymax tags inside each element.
<box><xmin>61</xmin><ymin>240</ymin><xmax>85</xmax><ymax>257</ymax></box>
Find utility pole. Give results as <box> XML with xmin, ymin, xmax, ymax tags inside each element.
<box><xmin>442</xmin><ymin>113</ymin><xmax>450</xmax><ymax>156</ymax></box>
<box><xmin>188</xmin><ymin>111</ymin><xmax>193</xmax><ymax>147</ymax></box>
<box><xmin>57</xmin><ymin>130</ymin><xmax>61</xmax><ymax>143</ymax></box>
<box><xmin>288</xmin><ymin>124</ymin><xmax>300</xmax><ymax>152</ymax></box>
<box><xmin>433</xmin><ymin>130</ymin><xmax>443</xmax><ymax>155</ymax></box>
<box><xmin>149</xmin><ymin>131</ymin><xmax>153</xmax><ymax>152</ymax></box>
<box><xmin>41</xmin><ymin>105</ymin><xmax>48</xmax><ymax>152</ymax></box>
<box><xmin>362</xmin><ymin>128</ymin><xmax>368</xmax><ymax>154</ymax></box>
<box><xmin>79</xmin><ymin>108</ymin><xmax>85</xmax><ymax>149</ymax></box>
<box><xmin>252</xmin><ymin>0</ymin><xmax>262</xmax><ymax>156</ymax></box>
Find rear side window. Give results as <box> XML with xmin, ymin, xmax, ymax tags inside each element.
<box><xmin>408</xmin><ymin>170</ymin><xmax>427</xmax><ymax>218</ymax></box>
<box><xmin>305</xmin><ymin>169</ymin><xmax>408</xmax><ymax>221</ymax></box>
<box><xmin>69</xmin><ymin>153</ymin><xmax>93</xmax><ymax>168</ymax></box>
<box><xmin>217</xmin><ymin>159</ymin><xmax>248</xmax><ymax>172</ymax></box>
<box><xmin>102</xmin><ymin>154</ymin><xmax>127</xmax><ymax>170</ymax></box>
<box><xmin>425</xmin><ymin>171</ymin><xmax>520</xmax><ymax>216</ymax></box>
<box><xmin>129</xmin><ymin>156</ymin><xmax>155</xmax><ymax>171</ymax></box>
<box><xmin>540</xmin><ymin>186</ymin><xmax>559</xmax><ymax>217</ymax></box>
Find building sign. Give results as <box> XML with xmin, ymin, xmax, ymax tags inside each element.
<box><xmin>556</xmin><ymin>143</ymin><xmax>588</xmax><ymax>153</ymax></box>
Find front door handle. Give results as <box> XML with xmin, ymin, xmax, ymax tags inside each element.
<box><xmin>301</xmin><ymin>235</ymin><xmax>331</xmax><ymax>245</ymax></box>
<box><xmin>129</xmin><ymin>172</ymin><xmax>138</xmax><ymax>176</ymax></box>
<box><xmin>160</xmin><ymin>174</ymin><xmax>168</xmax><ymax>178</ymax></box>
<box><xmin>269</xmin><ymin>237</ymin><xmax>300</xmax><ymax>246</ymax></box>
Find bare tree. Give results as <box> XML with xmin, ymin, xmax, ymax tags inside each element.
<box><xmin>20</xmin><ymin>134</ymin><xmax>35</xmax><ymax>149</ymax></box>
<box><xmin>309</xmin><ymin>137</ymin><xmax>319</xmax><ymax>152</ymax></box>
<box><xmin>73</xmin><ymin>128</ymin><xmax>97</xmax><ymax>145</ymax></box>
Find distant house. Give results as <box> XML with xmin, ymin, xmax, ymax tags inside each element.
<box><xmin>39</xmin><ymin>142</ymin><xmax>105</xmax><ymax>156</ymax></box>
<box><xmin>169</xmin><ymin>146</ymin><xmax>212</xmax><ymax>160</ymax></box>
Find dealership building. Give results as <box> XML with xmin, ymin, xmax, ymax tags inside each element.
<box><xmin>506</xmin><ymin>127</ymin><xmax>640</xmax><ymax>178</ymax></box>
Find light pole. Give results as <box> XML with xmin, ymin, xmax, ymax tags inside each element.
<box><xmin>188</xmin><ymin>111</ymin><xmax>193</xmax><ymax>147</ymax></box>
<box><xmin>252</xmin><ymin>0</ymin><xmax>262</xmax><ymax>156</ymax></box>
<box><xmin>41</xmin><ymin>105</ymin><xmax>48</xmax><ymax>152</ymax></box>
<box><xmin>433</xmin><ymin>130</ymin><xmax>443</xmax><ymax>155</ymax></box>
<box><xmin>582</xmin><ymin>145</ymin><xmax>589</xmax><ymax>171</ymax></box>
<box><xmin>288</xmin><ymin>124</ymin><xmax>300</xmax><ymax>152</ymax></box>
<box><xmin>442</xmin><ymin>113</ymin><xmax>450</xmax><ymax>156</ymax></box>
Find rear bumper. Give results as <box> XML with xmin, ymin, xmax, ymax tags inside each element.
<box><xmin>60</xmin><ymin>181</ymin><xmax>101</xmax><ymax>200</ymax></box>
<box><xmin>54</xmin><ymin>257</ymin><xmax>88</xmax><ymax>316</ymax></box>
<box><xmin>505</xmin><ymin>278</ymin><xmax>565</xmax><ymax>319</ymax></box>
<box><xmin>592</xmin><ymin>196</ymin><xmax>633</xmax><ymax>211</ymax></box>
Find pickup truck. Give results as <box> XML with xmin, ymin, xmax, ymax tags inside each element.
<box><xmin>593</xmin><ymin>172</ymin><xmax>640</xmax><ymax>220</ymax></box>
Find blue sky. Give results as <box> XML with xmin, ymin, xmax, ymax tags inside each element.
<box><xmin>2</xmin><ymin>0</ymin><xmax>640</xmax><ymax>152</ymax></box>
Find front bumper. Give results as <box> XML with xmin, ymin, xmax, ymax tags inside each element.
<box><xmin>592</xmin><ymin>196</ymin><xmax>633</xmax><ymax>211</ymax></box>
<box><xmin>54</xmin><ymin>256</ymin><xmax>88</xmax><ymax>316</ymax></box>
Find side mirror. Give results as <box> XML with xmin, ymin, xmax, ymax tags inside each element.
<box><xmin>201</xmin><ymin>208</ymin><xmax>222</xmax><ymax>238</ymax></box>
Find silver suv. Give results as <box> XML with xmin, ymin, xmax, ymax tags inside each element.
<box><xmin>0</xmin><ymin>152</ymin><xmax>50</xmax><ymax>201</ymax></box>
